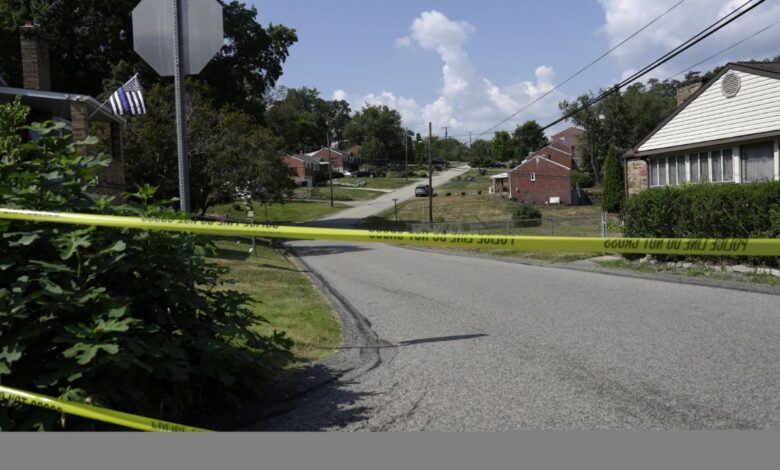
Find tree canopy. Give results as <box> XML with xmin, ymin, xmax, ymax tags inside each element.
<box><xmin>0</xmin><ymin>1</ymin><xmax>297</xmax><ymax>115</ymax></box>
<box><xmin>344</xmin><ymin>105</ymin><xmax>405</xmax><ymax>164</ymax></box>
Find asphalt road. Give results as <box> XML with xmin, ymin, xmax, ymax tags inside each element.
<box><xmin>247</xmin><ymin>240</ymin><xmax>780</xmax><ymax>431</ymax></box>
<box><xmin>311</xmin><ymin>165</ymin><xmax>470</xmax><ymax>227</ymax></box>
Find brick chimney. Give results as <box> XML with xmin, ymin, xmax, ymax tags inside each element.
<box><xmin>19</xmin><ymin>20</ymin><xmax>51</xmax><ymax>91</ymax></box>
<box><xmin>676</xmin><ymin>71</ymin><xmax>702</xmax><ymax>106</ymax></box>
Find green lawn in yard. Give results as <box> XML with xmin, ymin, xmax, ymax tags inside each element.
<box><xmin>208</xmin><ymin>201</ymin><xmax>348</xmax><ymax>224</ymax></box>
<box><xmin>333</xmin><ymin>177</ymin><xmax>421</xmax><ymax>190</ymax></box>
<box><xmin>211</xmin><ymin>239</ymin><xmax>341</xmax><ymax>366</ymax></box>
<box><xmin>296</xmin><ymin>187</ymin><xmax>385</xmax><ymax>201</ymax></box>
<box><xmin>441</xmin><ymin>169</ymin><xmax>505</xmax><ymax>193</ymax></box>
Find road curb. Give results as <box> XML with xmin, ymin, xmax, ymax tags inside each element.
<box><xmin>399</xmin><ymin>246</ymin><xmax>780</xmax><ymax>297</ymax></box>
<box><xmin>211</xmin><ymin>244</ymin><xmax>394</xmax><ymax>431</ymax></box>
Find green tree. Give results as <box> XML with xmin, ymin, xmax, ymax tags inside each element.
<box><xmin>511</xmin><ymin>120</ymin><xmax>548</xmax><ymax>158</ymax></box>
<box><xmin>264</xmin><ymin>87</ymin><xmax>351</xmax><ymax>153</ymax></box>
<box><xmin>344</xmin><ymin>105</ymin><xmax>405</xmax><ymax>164</ymax></box>
<box><xmin>602</xmin><ymin>144</ymin><xmax>624</xmax><ymax>213</ymax></box>
<box><xmin>491</xmin><ymin>131</ymin><xmax>513</xmax><ymax>161</ymax></box>
<box><xmin>468</xmin><ymin>139</ymin><xmax>492</xmax><ymax>165</ymax></box>
<box><xmin>124</xmin><ymin>80</ymin><xmax>293</xmax><ymax>214</ymax></box>
<box><xmin>0</xmin><ymin>1</ymin><xmax>297</xmax><ymax>115</ymax></box>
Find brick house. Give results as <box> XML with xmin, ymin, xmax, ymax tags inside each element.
<box><xmin>623</xmin><ymin>62</ymin><xmax>780</xmax><ymax>196</ymax></box>
<box><xmin>507</xmin><ymin>129</ymin><xmax>581</xmax><ymax>204</ymax></box>
<box><xmin>548</xmin><ymin>127</ymin><xmax>584</xmax><ymax>166</ymax></box>
<box><xmin>284</xmin><ymin>154</ymin><xmax>322</xmax><ymax>187</ymax></box>
<box><xmin>306</xmin><ymin>147</ymin><xmax>359</xmax><ymax>173</ymax></box>
<box><xmin>0</xmin><ymin>21</ymin><xmax>126</xmax><ymax>197</ymax></box>
<box><xmin>508</xmin><ymin>155</ymin><xmax>573</xmax><ymax>205</ymax></box>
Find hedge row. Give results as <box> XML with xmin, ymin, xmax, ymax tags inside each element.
<box><xmin>623</xmin><ymin>181</ymin><xmax>780</xmax><ymax>239</ymax></box>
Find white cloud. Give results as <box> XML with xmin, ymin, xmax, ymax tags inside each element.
<box><xmin>336</xmin><ymin>11</ymin><xmax>567</xmax><ymax>139</ymax></box>
<box><xmin>598</xmin><ymin>0</ymin><xmax>780</xmax><ymax>82</ymax></box>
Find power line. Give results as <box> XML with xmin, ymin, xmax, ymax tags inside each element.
<box><xmin>473</xmin><ymin>0</ymin><xmax>687</xmax><ymax>140</ymax></box>
<box><xmin>541</xmin><ymin>0</ymin><xmax>767</xmax><ymax>131</ymax></box>
<box><xmin>666</xmin><ymin>16</ymin><xmax>780</xmax><ymax>81</ymax></box>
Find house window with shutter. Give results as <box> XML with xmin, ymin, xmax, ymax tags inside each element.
<box><xmin>530</xmin><ymin>172</ymin><xmax>536</xmax><ymax>182</ymax></box>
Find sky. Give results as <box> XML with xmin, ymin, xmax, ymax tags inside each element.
<box><xmin>249</xmin><ymin>0</ymin><xmax>780</xmax><ymax>140</ymax></box>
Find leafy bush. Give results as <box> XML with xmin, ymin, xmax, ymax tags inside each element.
<box><xmin>460</xmin><ymin>192</ymin><xmax>466</xmax><ymax>196</ymax></box>
<box><xmin>477</xmin><ymin>190</ymin><xmax>482</xmax><ymax>195</ymax></box>
<box><xmin>512</xmin><ymin>204</ymin><xmax>543</xmax><ymax>227</ymax></box>
<box><xmin>571</xmin><ymin>169</ymin><xmax>595</xmax><ymax>188</ymax></box>
<box><xmin>0</xmin><ymin>103</ymin><xmax>291</xmax><ymax>430</ymax></box>
<box><xmin>445</xmin><ymin>192</ymin><xmax>451</xmax><ymax>197</ymax></box>
<box><xmin>623</xmin><ymin>182</ymin><xmax>780</xmax><ymax>266</ymax></box>
<box><xmin>415</xmin><ymin>170</ymin><xmax>428</xmax><ymax>178</ymax></box>
<box><xmin>623</xmin><ymin>181</ymin><xmax>780</xmax><ymax>238</ymax></box>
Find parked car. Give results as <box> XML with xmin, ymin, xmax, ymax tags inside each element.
<box><xmin>488</xmin><ymin>161</ymin><xmax>505</xmax><ymax>168</ymax></box>
<box><xmin>415</xmin><ymin>184</ymin><xmax>433</xmax><ymax>197</ymax></box>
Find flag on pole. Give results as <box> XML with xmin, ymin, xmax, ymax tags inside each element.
<box><xmin>109</xmin><ymin>74</ymin><xmax>146</xmax><ymax>116</ymax></box>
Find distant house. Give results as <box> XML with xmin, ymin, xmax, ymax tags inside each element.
<box><xmin>490</xmin><ymin>172</ymin><xmax>509</xmax><ymax>193</ymax></box>
<box><xmin>506</xmin><ymin>127</ymin><xmax>582</xmax><ymax>205</ymax></box>
<box><xmin>623</xmin><ymin>62</ymin><xmax>780</xmax><ymax>196</ymax></box>
<box><xmin>0</xmin><ymin>21</ymin><xmax>126</xmax><ymax>197</ymax></box>
<box><xmin>284</xmin><ymin>154</ymin><xmax>322</xmax><ymax>187</ymax></box>
<box><xmin>306</xmin><ymin>147</ymin><xmax>359</xmax><ymax>173</ymax></box>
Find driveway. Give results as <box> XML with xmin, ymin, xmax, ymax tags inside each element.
<box><xmin>310</xmin><ymin>165</ymin><xmax>469</xmax><ymax>227</ymax></box>
<box><xmin>248</xmin><ymin>240</ymin><xmax>780</xmax><ymax>431</ymax></box>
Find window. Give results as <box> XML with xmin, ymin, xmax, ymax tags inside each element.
<box><xmin>712</xmin><ymin>151</ymin><xmax>722</xmax><ymax>182</ymax></box>
<box><xmin>741</xmin><ymin>142</ymin><xmax>774</xmax><ymax>182</ymax></box>
<box><xmin>650</xmin><ymin>159</ymin><xmax>659</xmax><ymax>186</ymax></box>
<box><xmin>677</xmin><ymin>156</ymin><xmax>686</xmax><ymax>184</ymax></box>
<box><xmin>559</xmin><ymin>137</ymin><xmax>566</xmax><ymax>144</ymax></box>
<box><xmin>723</xmin><ymin>149</ymin><xmax>733</xmax><ymax>182</ymax></box>
<box><xmin>690</xmin><ymin>154</ymin><xmax>700</xmax><ymax>182</ymax></box>
<box><xmin>699</xmin><ymin>152</ymin><xmax>710</xmax><ymax>182</ymax></box>
<box><xmin>669</xmin><ymin>157</ymin><xmax>677</xmax><ymax>185</ymax></box>
<box><xmin>709</xmin><ymin>149</ymin><xmax>733</xmax><ymax>183</ymax></box>
<box><xmin>530</xmin><ymin>172</ymin><xmax>536</xmax><ymax>182</ymax></box>
<box><xmin>659</xmin><ymin>158</ymin><xmax>667</xmax><ymax>186</ymax></box>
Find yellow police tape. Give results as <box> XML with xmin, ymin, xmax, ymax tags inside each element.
<box><xmin>0</xmin><ymin>385</ymin><xmax>209</xmax><ymax>432</ymax></box>
<box><xmin>1</xmin><ymin>208</ymin><xmax>779</xmax><ymax>256</ymax></box>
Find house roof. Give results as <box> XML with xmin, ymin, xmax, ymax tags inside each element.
<box><xmin>509</xmin><ymin>155</ymin><xmax>570</xmax><ymax>173</ymax></box>
<box><xmin>287</xmin><ymin>154</ymin><xmax>321</xmax><ymax>165</ymax></box>
<box><xmin>490</xmin><ymin>172</ymin><xmax>509</xmax><ymax>180</ymax></box>
<box><xmin>0</xmin><ymin>86</ymin><xmax>126</xmax><ymax>125</ymax></box>
<box><xmin>623</xmin><ymin>62</ymin><xmax>780</xmax><ymax>159</ymax></box>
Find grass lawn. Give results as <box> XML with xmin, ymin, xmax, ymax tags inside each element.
<box><xmin>208</xmin><ymin>201</ymin><xmax>348</xmax><ymax>224</ymax></box>
<box><xmin>334</xmin><ymin>177</ymin><xmax>421</xmax><ymax>190</ymax></box>
<box><xmin>441</xmin><ymin>169</ymin><xmax>505</xmax><ymax>193</ymax></box>
<box><xmin>211</xmin><ymin>238</ymin><xmax>341</xmax><ymax>366</ymax></box>
<box><xmin>296</xmin><ymin>187</ymin><xmax>385</xmax><ymax>201</ymax></box>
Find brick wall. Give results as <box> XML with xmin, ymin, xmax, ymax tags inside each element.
<box><xmin>510</xmin><ymin>158</ymin><xmax>572</xmax><ymax>205</ymax></box>
<box><xmin>626</xmin><ymin>159</ymin><xmax>648</xmax><ymax>196</ymax></box>
<box><xmin>20</xmin><ymin>22</ymin><xmax>50</xmax><ymax>91</ymax></box>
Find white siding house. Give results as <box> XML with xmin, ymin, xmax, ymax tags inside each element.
<box><xmin>624</xmin><ymin>62</ymin><xmax>780</xmax><ymax>194</ymax></box>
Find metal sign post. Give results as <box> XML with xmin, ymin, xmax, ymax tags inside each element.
<box><xmin>132</xmin><ymin>0</ymin><xmax>224</xmax><ymax>212</ymax></box>
<box><xmin>172</xmin><ymin>0</ymin><xmax>190</xmax><ymax>212</ymax></box>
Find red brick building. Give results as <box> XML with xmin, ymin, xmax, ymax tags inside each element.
<box><xmin>508</xmin><ymin>155</ymin><xmax>573</xmax><ymax>205</ymax></box>
<box><xmin>284</xmin><ymin>154</ymin><xmax>322</xmax><ymax>187</ymax></box>
<box><xmin>306</xmin><ymin>147</ymin><xmax>359</xmax><ymax>173</ymax></box>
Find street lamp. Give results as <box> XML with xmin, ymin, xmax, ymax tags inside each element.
<box><xmin>392</xmin><ymin>198</ymin><xmax>399</xmax><ymax>230</ymax></box>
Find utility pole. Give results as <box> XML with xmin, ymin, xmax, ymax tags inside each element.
<box><xmin>327</xmin><ymin>129</ymin><xmax>334</xmax><ymax>207</ymax></box>
<box><xmin>469</xmin><ymin>131</ymin><xmax>472</xmax><ymax>148</ymax></box>
<box><xmin>428</xmin><ymin>122</ymin><xmax>433</xmax><ymax>223</ymax></box>
<box><xmin>404</xmin><ymin>129</ymin><xmax>409</xmax><ymax>183</ymax></box>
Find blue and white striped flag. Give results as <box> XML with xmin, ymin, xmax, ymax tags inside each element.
<box><xmin>109</xmin><ymin>74</ymin><xmax>146</xmax><ymax>116</ymax></box>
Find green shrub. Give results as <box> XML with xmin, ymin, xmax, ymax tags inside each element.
<box><xmin>445</xmin><ymin>192</ymin><xmax>451</xmax><ymax>197</ymax></box>
<box><xmin>602</xmin><ymin>145</ymin><xmax>625</xmax><ymax>213</ymax></box>
<box><xmin>460</xmin><ymin>191</ymin><xmax>466</xmax><ymax>196</ymax></box>
<box><xmin>477</xmin><ymin>190</ymin><xmax>482</xmax><ymax>195</ymax></box>
<box><xmin>232</xmin><ymin>202</ymin><xmax>242</xmax><ymax>210</ymax></box>
<box><xmin>512</xmin><ymin>204</ymin><xmax>543</xmax><ymax>227</ymax></box>
<box><xmin>0</xmin><ymin>105</ymin><xmax>291</xmax><ymax>430</ymax></box>
<box><xmin>415</xmin><ymin>170</ymin><xmax>428</xmax><ymax>178</ymax></box>
<box><xmin>623</xmin><ymin>181</ymin><xmax>780</xmax><ymax>239</ymax></box>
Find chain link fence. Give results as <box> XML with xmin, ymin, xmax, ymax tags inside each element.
<box><xmin>408</xmin><ymin>214</ymin><xmax>623</xmax><ymax>238</ymax></box>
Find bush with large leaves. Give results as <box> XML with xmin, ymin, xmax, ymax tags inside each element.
<box><xmin>0</xmin><ymin>100</ymin><xmax>291</xmax><ymax>430</ymax></box>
